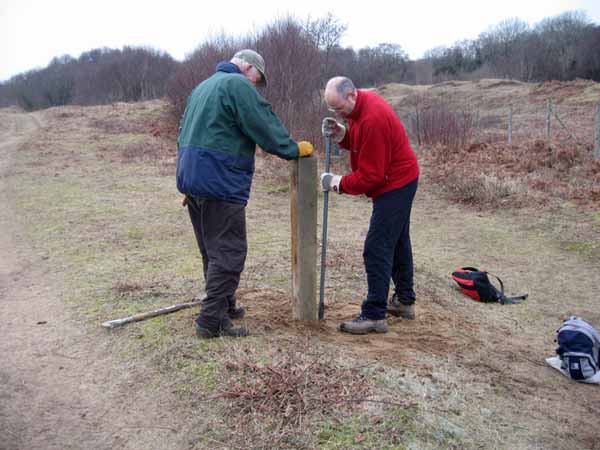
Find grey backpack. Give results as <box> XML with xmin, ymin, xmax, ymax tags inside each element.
<box><xmin>556</xmin><ymin>317</ymin><xmax>600</xmax><ymax>380</ymax></box>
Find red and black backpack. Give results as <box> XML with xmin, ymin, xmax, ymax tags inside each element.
<box><xmin>451</xmin><ymin>267</ymin><xmax>528</xmax><ymax>305</ymax></box>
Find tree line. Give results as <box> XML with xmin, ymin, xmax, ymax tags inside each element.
<box><xmin>0</xmin><ymin>11</ymin><xmax>598</xmax><ymax>116</ymax></box>
<box><xmin>421</xmin><ymin>11</ymin><xmax>600</xmax><ymax>83</ymax></box>
<box><xmin>0</xmin><ymin>47</ymin><xmax>177</xmax><ymax>110</ymax></box>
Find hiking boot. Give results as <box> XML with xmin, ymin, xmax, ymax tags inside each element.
<box><xmin>387</xmin><ymin>294</ymin><xmax>415</xmax><ymax>320</ymax></box>
<box><xmin>227</xmin><ymin>306</ymin><xmax>245</xmax><ymax>320</ymax></box>
<box><xmin>227</xmin><ymin>296</ymin><xmax>245</xmax><ymax>320</ymax></box>
<box><xmin>195</xmin><ymin>321</ymin><xmax>249</xmax><ymax>339</ymax></box>
<box><xmin>339</xmin><ymin>315</ymin><xmax>388</xmax><ymax>335</ymax></box>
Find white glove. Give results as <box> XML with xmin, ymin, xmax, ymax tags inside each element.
<box><xmin>321</xmin><ymin>117</ymin><xmax>346</xmax><ymax>143</ymax></box>
<box><xmin>320</xmin><ymin>172</ymin><xmax>342</xmax><ymax>193</ymax></box>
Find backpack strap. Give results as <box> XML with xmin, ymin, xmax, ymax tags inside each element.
<box><xmin>486</xmin><ymin>271</ymin><xmax>505</xmax><ymax>295</ymax></box>
<box><xmin>500</xmin><ymin>293</ymin><xmax>529</xmax><ymax>305</ymax></box>
<box><xmin>487</xmin><ymin>272</ymin><xmax>528</xmax><ymax>304</ymax></box>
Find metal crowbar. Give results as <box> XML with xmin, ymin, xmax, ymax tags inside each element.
<box><xmin>318</xmin><ymin>132</ymin><xmax>333</xmax><ymax>320</ymax></box>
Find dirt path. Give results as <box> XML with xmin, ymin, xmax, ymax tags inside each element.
<box><xmin>0</xmin><ymin>112</ymin><xmax>189</xmax><ymax>450</ymax></box>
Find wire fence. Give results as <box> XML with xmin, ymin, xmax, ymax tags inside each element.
<box><xmin>399</xmin><ymin>100</ymin><xmax>600</xmax><ymax>161</ymax></box>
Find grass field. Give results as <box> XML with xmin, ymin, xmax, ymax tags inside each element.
<box><xmin>1</xmin><ymin>80</ymin><xmax>599</xmax><ymax>449</ymax></box>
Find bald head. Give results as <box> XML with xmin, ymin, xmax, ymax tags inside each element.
<box><xmin>325</xmin><ymin>77</ymin><xmax>355</xmax><ymax>103</ymax></box>
<box><xmin>324</xmin><ymin>76</ymin><xmax>357</xmax><ymax>118</ymax></box>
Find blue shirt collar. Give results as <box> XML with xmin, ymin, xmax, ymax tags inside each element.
<box><xmin>216</xmin><ymin>61</ymin><xmax>242</xmax><ymax>74</ymax></box>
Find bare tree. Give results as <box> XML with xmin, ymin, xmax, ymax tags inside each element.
<box><xmin>256</xmin><ymin>16</ymin><xmax>323</xmax><ymax>143</ymax></box>
<box><xmin>0</xmin><ymin>82</ymin><xmax>12</xmax><ymax>107</ymax></box>
<box><xmin>166</xmin><ymin>34</ymin><xmax>243</xmax><ymax>119</ymax></box>
<box><xmin>72</xmin><ymin>47</ymin><xmax>176</xmax><ymax>105</ymax></box>
<box><xmin>534</xmin><ymin>11</ymin><xmax>590</xmax><ymax>80</ymax></box>
<box><xmin>414</xmin><ymin>59</ymin><xmax>434</xmax><ymax>85</ymax></box>
<box><xmin>304</xmin><ymin>12</ymin><xmax>347</xmax><ymax>83</ymax></box>
<box><xmin>352</xmin><ymin>43</ymin><xmax>409</xmax><ymax>86</ymax></box>
<box><xmin>575</xmin><ymin>25</ymin><xmax>600</xmax><ymax>80</ymax></box>
<box><xmin>479</xmin><ymin>18</ymin><xmax>530</xmax><ymax>79</ymax></box>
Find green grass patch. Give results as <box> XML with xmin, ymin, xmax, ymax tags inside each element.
<box><xmin>318</xmin><ymin>407</ymin><xmax>419</xmax><ymax>449</ymax></box>
<box><xmin>139</xmin><ymin>316</ymin><xmax>172</xmax><ymax>345</ymax></box>
<box><xmin>126</xmin><ymin>225</ymin><xmax>144</xmax><ymax>240</ymax></box>
<box><xmin>318</xmin><ymin>405</ymin><xmax>471</xmax><ymax>450</ymax></box>
<box><xmin>8</xmin><ymin>132</ymin><xmax>199</xmax><ymax>331</ymax></box>
<box><xmin>181</xmin><ymin>360</ymin><xmax>220</xmax><ymax>391</ymax></box>
<box><xmin>565</xmin><ymin>242</ymin><xmax>598</xmax><ymax>252</ymax></box>
<box><xmin>564</xmin><ymin>241</ymin><xmax>600</xmax><ymax>261</ymax></box>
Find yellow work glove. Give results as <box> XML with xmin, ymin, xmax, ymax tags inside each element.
<box><xmin>297</xmin><ymin>141</ymin><xmax>314</xmax><ymax>158</ymax></box>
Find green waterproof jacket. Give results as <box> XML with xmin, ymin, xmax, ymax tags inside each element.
<box><xmin>176</xmin><ymin>62</ymin><xmax>299</xmax><ymax>204</ymax></box>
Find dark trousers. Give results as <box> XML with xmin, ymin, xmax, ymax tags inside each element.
<box><xmin>187</xmin><ymin>197</ymin><xmax>247</xmax><ymax>330</ymax></box>
<box><xmin>361</xmin><ymin>178</ymin><xmax>418</xmax><ymax>320</ymax></box>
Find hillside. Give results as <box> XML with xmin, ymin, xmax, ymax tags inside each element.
<box><xmin>370</xmin><ymin>80</ymin><xmax>600</xmax><ymax>221</ymax></box>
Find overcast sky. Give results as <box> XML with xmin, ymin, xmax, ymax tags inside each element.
<box><xmin>2</xmin><ymin>0</ymin><xmax>600</xmax><ymax>82</ymax></box>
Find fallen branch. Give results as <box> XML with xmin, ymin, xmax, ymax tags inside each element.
<box><xmin>101</xmin><ymin>298</ymin><xmax>202</xmax><ymax>329</ymax></box>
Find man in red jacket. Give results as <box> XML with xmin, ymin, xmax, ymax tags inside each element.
<box><xmin>321</xmin><ymin>76</ymin><xmax>420</xmax><ymax>334</ymax></box>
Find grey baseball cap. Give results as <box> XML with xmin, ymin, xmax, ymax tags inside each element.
<box><xmin>233</xmin><ymin>49</ymin><xmax>267</xmax><ymax>87</ymax></box>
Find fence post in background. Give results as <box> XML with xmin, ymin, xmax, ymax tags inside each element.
<box><xmin>475</xmin><ymin>110</ymin><xmax>480</xmax><ymax>144</ymax></box>
<box><xmin>546</xmin><ymin>99</ymin><xmax>552</xmax><ymax>142</ymax></box>
<box><xmin>508</xmin><ymin>105</ymin><xmax>513</xmax><ymax>146</ymax></box>
<box><xmin>595</xmin><ymin>104</ymin><xmax>600</xmax><ymax>161</ymax></box>
<box><xmin>290</xmin><ymin>155</ymin><xmax>318</xmax><ymax>321</ymax></box>
<box><xmin>415</xmin><ymin>106</ymin><xmax>421</xmax><ymax>146</ymax></box>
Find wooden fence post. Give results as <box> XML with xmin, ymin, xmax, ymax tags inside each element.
<box><xmin>508</xmin><ymin>105</ymin><xmax>513</xmax><ymax>145</ymax></box>
<box><xmin>595</xmin><ymin>104</ymin><xmax>600</xmax><ymax>161</ymax></box>
<box><xmin>546</xmin><ymin>99</ymin><xmax>552</xmax><ymax>142</ymax></box>
<box><xmin>290</xmin><ymin>155</ymin><xmax>318</xmax><ymax>321</ymax></box>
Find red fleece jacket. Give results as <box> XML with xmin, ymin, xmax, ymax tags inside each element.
<box><xmin>339</xmin><ymin>90</ymin><xmax>419</xmax><ymax>200</ymax></box>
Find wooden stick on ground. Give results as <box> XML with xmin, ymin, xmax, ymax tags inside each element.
<box><xmin>101</xmin><ymin>299</ymin><xmax>203</xmax><ymax>329</ymax></box>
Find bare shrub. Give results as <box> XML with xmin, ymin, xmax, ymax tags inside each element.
<box><xmin>256</xmin><ymin>16</ymin><xmax>325</xmax><ymax>146</ymax></box>
<box><xmin>524</xmin><ymin>139</ymin><xmax>587</xmax><ymax>173</ymax></box>
<box><xmin>112</xmin><ymin>280</ymin><xmax>143</xmax><ymax>295</ymax></box>
<box><xmin>421</xmin><ymin>135</ymin><xmax>600</xmax><ymax>209</ymax></box>
<box><xmin>120</xmin><ymin>143</ymin><xmax>148</xmax><ymax>162</ymax></box>
<box><xmin>198</xmin><ymin>339</ymin><xmax>415</xmax><ymax>447</ymax></box>
<box><xmin>217</xmin><ymin>346</ymin><xmax>371</xmax><ymax>426</ymax></box>
<box><xmin>88</xmin><ymin>117</ymin><xmax>147</xmax><ymax>135</ymax></box>
<box><xmin>115</xmin><ymin>137</ymin><xmax>176</xmax><ymax>166</ymax></box>
<box><xmin>408</xmin><ymin>95</ymin><xmax>475</xmax><ymax>150</ymax></box>
<box><xmin>443</xmin><ymin>170</ymin><xmax>524</xmax><ymax>206</ymax></box>
<box><xmin>165</xmin><ymin>34</ymin><xmax>244</xmax><ymax>121</ymax></box>
<box><xmin>166</xmin><ymin>16</ymin><xmax>328</xmax><ymax>159</ymax></box>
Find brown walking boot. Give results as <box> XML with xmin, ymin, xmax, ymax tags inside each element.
<box><xmin>339</xmin><ymin>315</ymin><xmax>388</xmax><ymax>335</ymax></box>
<box><xmin>387</xmin><ymin>294</ymin><xmax>415</xmax><ymax>320</ymax></box>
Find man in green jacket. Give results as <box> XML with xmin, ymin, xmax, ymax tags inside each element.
<box><xmin>177</xmin><ymin>49</ymin><xmax>314</xmax><ymax>339</ymax></box>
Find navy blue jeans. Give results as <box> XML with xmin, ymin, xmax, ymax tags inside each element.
<box><xmin>361</xmin><ymin>178</ymin><xmax>418</xmax><ymax>320</ymax></box>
